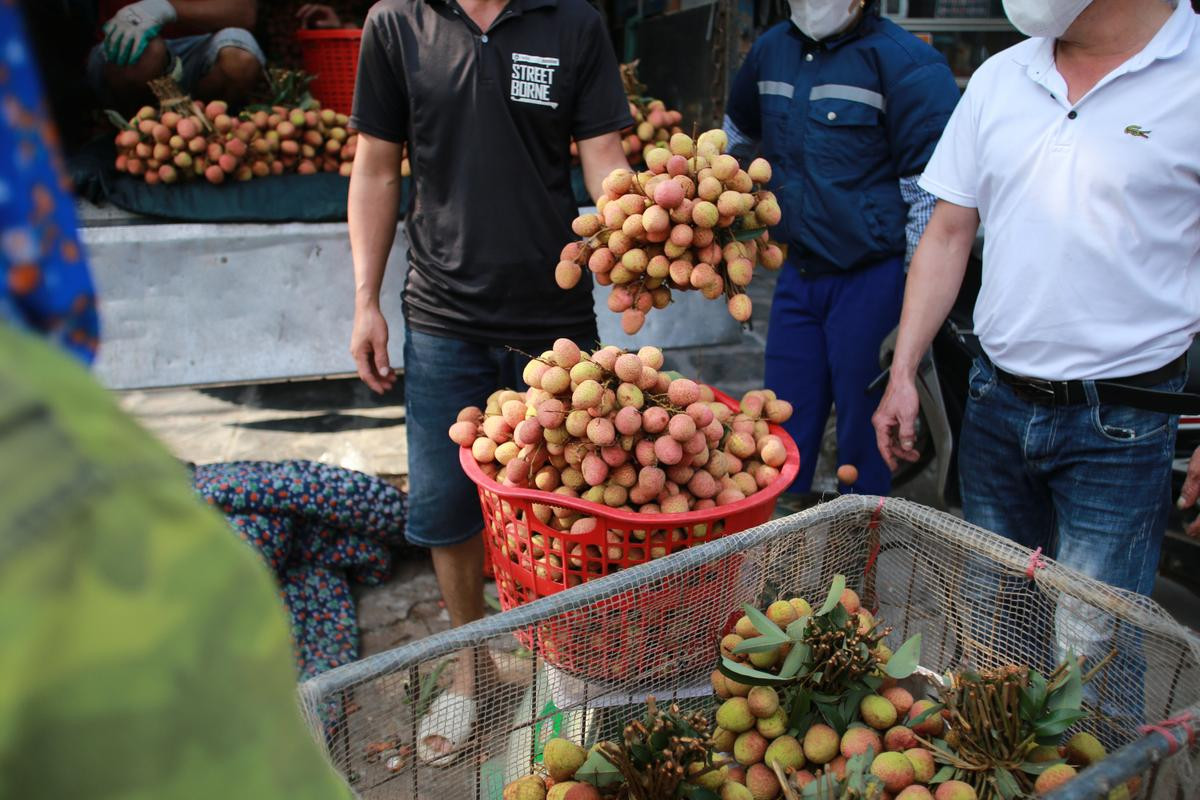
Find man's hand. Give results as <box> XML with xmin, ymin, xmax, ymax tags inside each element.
<box><xmin>872</xmin><ymin>374</ymin><xmax>922</xmax><ymax>470</ymax></box>
<box><xmin>103</xmin><ymin>0</ymin><xmax>177</xmax><ymax>66</ymax></box>
<box><xmin>1177</xmin><ymin>445</ymin><xmax>1200</xmax><ymax>537</ymax></box>
<box><xmin>350</xmin><ymin>303</ymin><xmax>395</xmax><ymax>394</ymax></box>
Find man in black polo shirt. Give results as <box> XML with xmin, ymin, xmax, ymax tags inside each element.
<box><xmin>347</xmin><ymin>0</ymin><xmax>631</xmax><ymax>765</ymax></box>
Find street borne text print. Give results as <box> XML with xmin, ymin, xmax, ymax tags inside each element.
<box><xmin>511</xmin><ymin>52</ymin><xmax>559</xmax><ymax>109</ymax></box>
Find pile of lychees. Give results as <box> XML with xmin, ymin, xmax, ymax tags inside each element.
<box><xmin>112</xmin><ymin>100</ymin><xmax>358</xmax><ymax>185</ymax></box>
<box><xmin>449</xmin><ymin>341</ymin><xmax>793</xmax><ymax>523</ymax></box>
<box><xmin>556</xmin><ymin>128</ymin><xmax>783</xmax><ymax>332</ymax></box>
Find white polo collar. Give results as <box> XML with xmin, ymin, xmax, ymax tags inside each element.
<box><xmin>1016</xmin><ymin>0</ymin><xmax>1194</xmax><ymax>103</ymax></box>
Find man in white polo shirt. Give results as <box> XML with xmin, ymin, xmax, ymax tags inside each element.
<box><xmin>872</xmin><ymin>0</ymin><xmax>1200</xmax><ymax>597</ymax></box>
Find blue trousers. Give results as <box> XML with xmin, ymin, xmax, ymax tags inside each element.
<box><xmin>765</xmin><ymin>257</ymin><xmax>905</xmax><ymax>495</ymax></box>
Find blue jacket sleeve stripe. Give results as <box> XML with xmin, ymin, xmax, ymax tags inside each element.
<box><xmin>757</xmin><ymin>80</ymin><xmax>795</xmax><ymax>99</ymax></box>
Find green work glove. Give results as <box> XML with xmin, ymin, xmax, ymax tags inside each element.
<box><xmin>102</xmin><ymin>0</ymin><xmax>177</xmax><ymax>67</ymax></box>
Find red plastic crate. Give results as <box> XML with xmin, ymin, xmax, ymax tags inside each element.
<box><xmin>295</xmin><ymin>29</ymin><xmax>361</xmax><ymax>116</ymax></box>
<box><xmin>459</xmin><ymin>387</ymin><xmax>800</xmax><ymax>681</ymax></box>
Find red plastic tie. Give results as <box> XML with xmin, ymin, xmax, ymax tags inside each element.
<box><xmin>1138</xmin><ymin>712</ymin><xmax>1197</xmax><ymax>755</ymax></box>
<box><xmin>866</xmin><ymin>497</ymin><xmax>886</xmax><ymax>530</ymax></box>
<box><xmin>1025</xmin><ymin>547</ymin><xmax>1046</xmax><ymax>579</ymax></box>
<box><xmin>864</xmin><ymin>498</ymin><xmax>885</xmax><ymax>575</ymax></box>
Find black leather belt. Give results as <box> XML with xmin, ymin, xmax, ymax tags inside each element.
<box><xmin>994</xmin><ymin>354</ymin><xmax>1200</xmax><ymax>415</ymax></box>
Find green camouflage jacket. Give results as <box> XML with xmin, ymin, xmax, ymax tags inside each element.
<box><xmin>0</xmin><ymin>325</ymin><xmax>354</xmax><ymax>800</ymax></box>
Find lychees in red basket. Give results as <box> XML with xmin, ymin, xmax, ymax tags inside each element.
<box><xmin>449</xmin><ymin>342</ymin><xmax>792</xmax><ymax>517</ymax></box>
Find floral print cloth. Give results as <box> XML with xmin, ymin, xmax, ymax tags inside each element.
<box><xmin>192</xmin><ymin>460</ymin><xmax>408</xmax><ymax>679</ymax></box>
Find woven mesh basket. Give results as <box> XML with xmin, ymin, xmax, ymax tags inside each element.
<box><xmin>299</xmin><ymin>495</ymin><xmax>1200</xmax><ymax>799</ymax></box>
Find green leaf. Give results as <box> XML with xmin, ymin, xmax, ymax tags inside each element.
<box><xmin>840</xmin><ymin>686</ymin><xmax>872</xmax><ymax>730</ymax></box>
<box><xmin>994</xmin><ymin>766</ymin><xmax>1022</xmax><ymax>799</ymax></box>
<box><xmin>415</xmin><ymin>657</ymin><xmax>454</xmax><ymax>718</ymax></box>
<box><xmin>742</xmin><ymin>603</ymin><xmax>787</xmax><ymax>639</ymax></box>
<box><xmin>825</xmin><ymin>602</ymin><xmax>851</xmax><ymax>629</ymax></box>
<box><xmin>862</xmin><ymin>674</ymin><xmax>883</xmax><ymax>691</ymax></box>
<box><xmin>801</xmin><ymin>773</ymin><xmax>842</xmax><ymax>799</ymax></box>
<box><xmin>1033</xmin><ymin>708</ymin><xmax>1088</xmax><ymax>740</ymax></box>
<box><xmin>650</xmin><ymin>731</ymin><xmax>669</xmax><ymax>751</ymax></box>
<box><xmin>778</xmin><ymin>642</ymin><xmax>810</xmax><ymax>679</ymax></box>
<box><xmin>908</xmin><ymin>702</ymin><xmax>945</xmax><ymax>728</ymax></box>
<box><xmin>817</xmin><ymin>574</ymin><xmax>847</xmax><ymax>616</ymax></box>
<box><xmin>678</xmin><ymin>787</ymin><xmax>720</xmax><ymax>800</ymax></box>
<box><xmin>104</xmin><ymin>108</ymin><xmax>135</xmax><ymax>131</ymax></box>
<box><xmin>1047</xmin><ymin>659</ymin><xmax>1083</xmax><ymax>713</ymax></box>
<box><xmin>816</xmin><ymin>699</ymin><xmax>848</xmax><ymax>733</ymax></box>
<box><xmin>1019</xmin><ymin>687</ymin><xmax>1043</xmax><ymax>721</ymax></box>
<box><xmin>1019</xmin><ymin>759</ymin><xmax>1067</xmax><ymax>775</ymax></box>
<box><xmin>719</xmin><ymin>657</ymin><xmax>793</xmax><ymax>687</ymax></box>
<box><xmin>733</xmin><ymin>226</ymin><xmax>766</xmax><ymax>242</ymax></box>
<box><xmin>884</xmin><ymin>633</ymin><xmax>922</xmax><ymax>679</ymax></box>
<box><xmin>930</xmin><ymin>766</ymin><xmax>956</xmax><ymax>784</ymax></box>
<box><xmin>786</xmin><ymin>616</ymin><xmax>811</xmax><ymax>640</ymax></box>
<box><xmin>733</xmin><ymin>632</ymin><xmax>789</xmax><ymax>654</ymax></box>
<box><xmin>575</xmin><ymin>749</ymin><xmax>623</xmax><ymax>788</ymax></box>
<box><xmin>630</xmin><ymin>743</ymin><xmax>652</xmax><ymax>765</ymax></box>
<box><xmin>787</xmin><ymin>688</ymin><xmax>813</xmax><ymax>730</ymax></box>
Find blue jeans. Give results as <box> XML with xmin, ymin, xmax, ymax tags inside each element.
<box><xmin>959</xmin><ymin>357</ymin><xmax>1182</xmax><ymax>729</ymax></box>
<box><xmin>403</xmin><ymin>326</ymin><xmax>595</xmax><ymax>549</ymax></box>
<box><xmin>959</xmin><ymin>357</ymin><xmax>1181</xmax><ymax>595</ymax></box>
<box><xmin>765</xmin><ymin>257</ymin><xmax>905</xmax><ymax>495</ymax></box>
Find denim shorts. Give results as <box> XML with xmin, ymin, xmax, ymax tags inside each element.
<box><xmin>87</xmin><ymin>28</ymin><xmax>265</xmax><ymax>96</ymax></box>
<box><xmin>403</xmin><ymin>326</ymin><xmax>596</xmax><ymax>549</ymax></box>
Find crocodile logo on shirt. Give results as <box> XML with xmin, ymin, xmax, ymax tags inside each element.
<box><xmin>510</xmin><ymin>53</ymin><xmax>559</xmax><ymax>109</ymax></box>
<box><xmin>1123</xmin><ymin>125</ymin><xmax>1151</xmax><ymax>139</ymax></box>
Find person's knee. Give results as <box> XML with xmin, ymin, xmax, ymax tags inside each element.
<box><xmin>103</xmin><ymin>36</ymin><xmax>169</xmax><ymax>90</ymax></box>
<box><xmin>209</xmin><ymin>41</ymin><xmax>263</xmax><ymax>92</ymax></box>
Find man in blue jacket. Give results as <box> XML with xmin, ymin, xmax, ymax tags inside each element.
<box><xmin>725</xmin><ymin>0</ymin><xmax>959</xmax><ymax>497</ymax></box>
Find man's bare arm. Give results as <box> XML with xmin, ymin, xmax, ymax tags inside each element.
<box><xmin>872</xmin><ymin>199</ymin><xmax>980</xmax><ymax>468</ymax></box>
<box><xmin>348</xmin><ymin>133</ymin><xmax>404</xmax><ymax>394</ymax></box>
<box><xmin>577</xmin><ymin>132</ymin><xmax>630</xmax><ymax>204</ymax></box>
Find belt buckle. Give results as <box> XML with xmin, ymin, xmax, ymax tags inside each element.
<box><xmin>1016</xmin><ymin>376</ymin><xmax>1058</xmax><ymax>404</ymax></box>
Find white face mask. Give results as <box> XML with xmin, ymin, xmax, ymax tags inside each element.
<box><xmin>1001</xmin><ymin>0</ymin><xmax>1093</xmax><ymax>38</ymax></box>
<box><xmin>790</xmin><ymin>0</ymin><xmax>859</xmax><ymax>41</ymax></box>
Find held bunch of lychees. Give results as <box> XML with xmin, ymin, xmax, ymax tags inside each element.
<box><xmin>555</xmin><ymin>129</ymin><xmax>785</xmax><ymax>332</ymax></box>
<box><xmin>112</xmin><ymin>100</ymin><xmax>358</xmax><ymax>185</ymax></box>
<box><xmin>449</xmin><ymin>341</ymin><xmax>794</xmax><ymax>524</ymax></box>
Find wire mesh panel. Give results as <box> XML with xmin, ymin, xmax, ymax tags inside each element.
<box><xmin>299</xmin><ymin>495</ymin><xmax>1200</xmax><ymax>799</ymax></box>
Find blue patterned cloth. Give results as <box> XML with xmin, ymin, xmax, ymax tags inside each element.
<box><xmin>899</xmin><ymin>173</ymin><xmax>937</xmax><ymax>267</ymax></box>
<box><xmin>0</xmin><ymin>5</ymin><xmax>98</xmax><ymax>363</ymax></box>
<box><xmin>192</xmin><ymin>460</ymin><xmax>409</xmax><ymax>679</ymax></box>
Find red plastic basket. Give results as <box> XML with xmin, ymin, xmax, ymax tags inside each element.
<box><xmin>295</xmin><ymin>29</ymin><xmax>361</xmax><ymax>116</ymax></box>
<box><xmin>459</xmin><ymin>387</ymin><xmax>800</xmax><ymax>681</ymax></box>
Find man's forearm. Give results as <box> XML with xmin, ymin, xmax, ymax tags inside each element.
<box><xmin>891</xmin><ymin>201</ymin><xmax>979</xmax><ymax>379</ymax></box>
<box><xmin>578</xmin><ymin>132</ymin><xmax>630</xmax><ymax>204</ymax></box>
<box><xmin>348</xmin><ymin>171</ymin><xmax>401</xmax><ymax>309</ymax></box>
<box><xmin>166</xmin><ymin>0</ymin><xmax>256</xmax><ymax>32</ymax></box>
